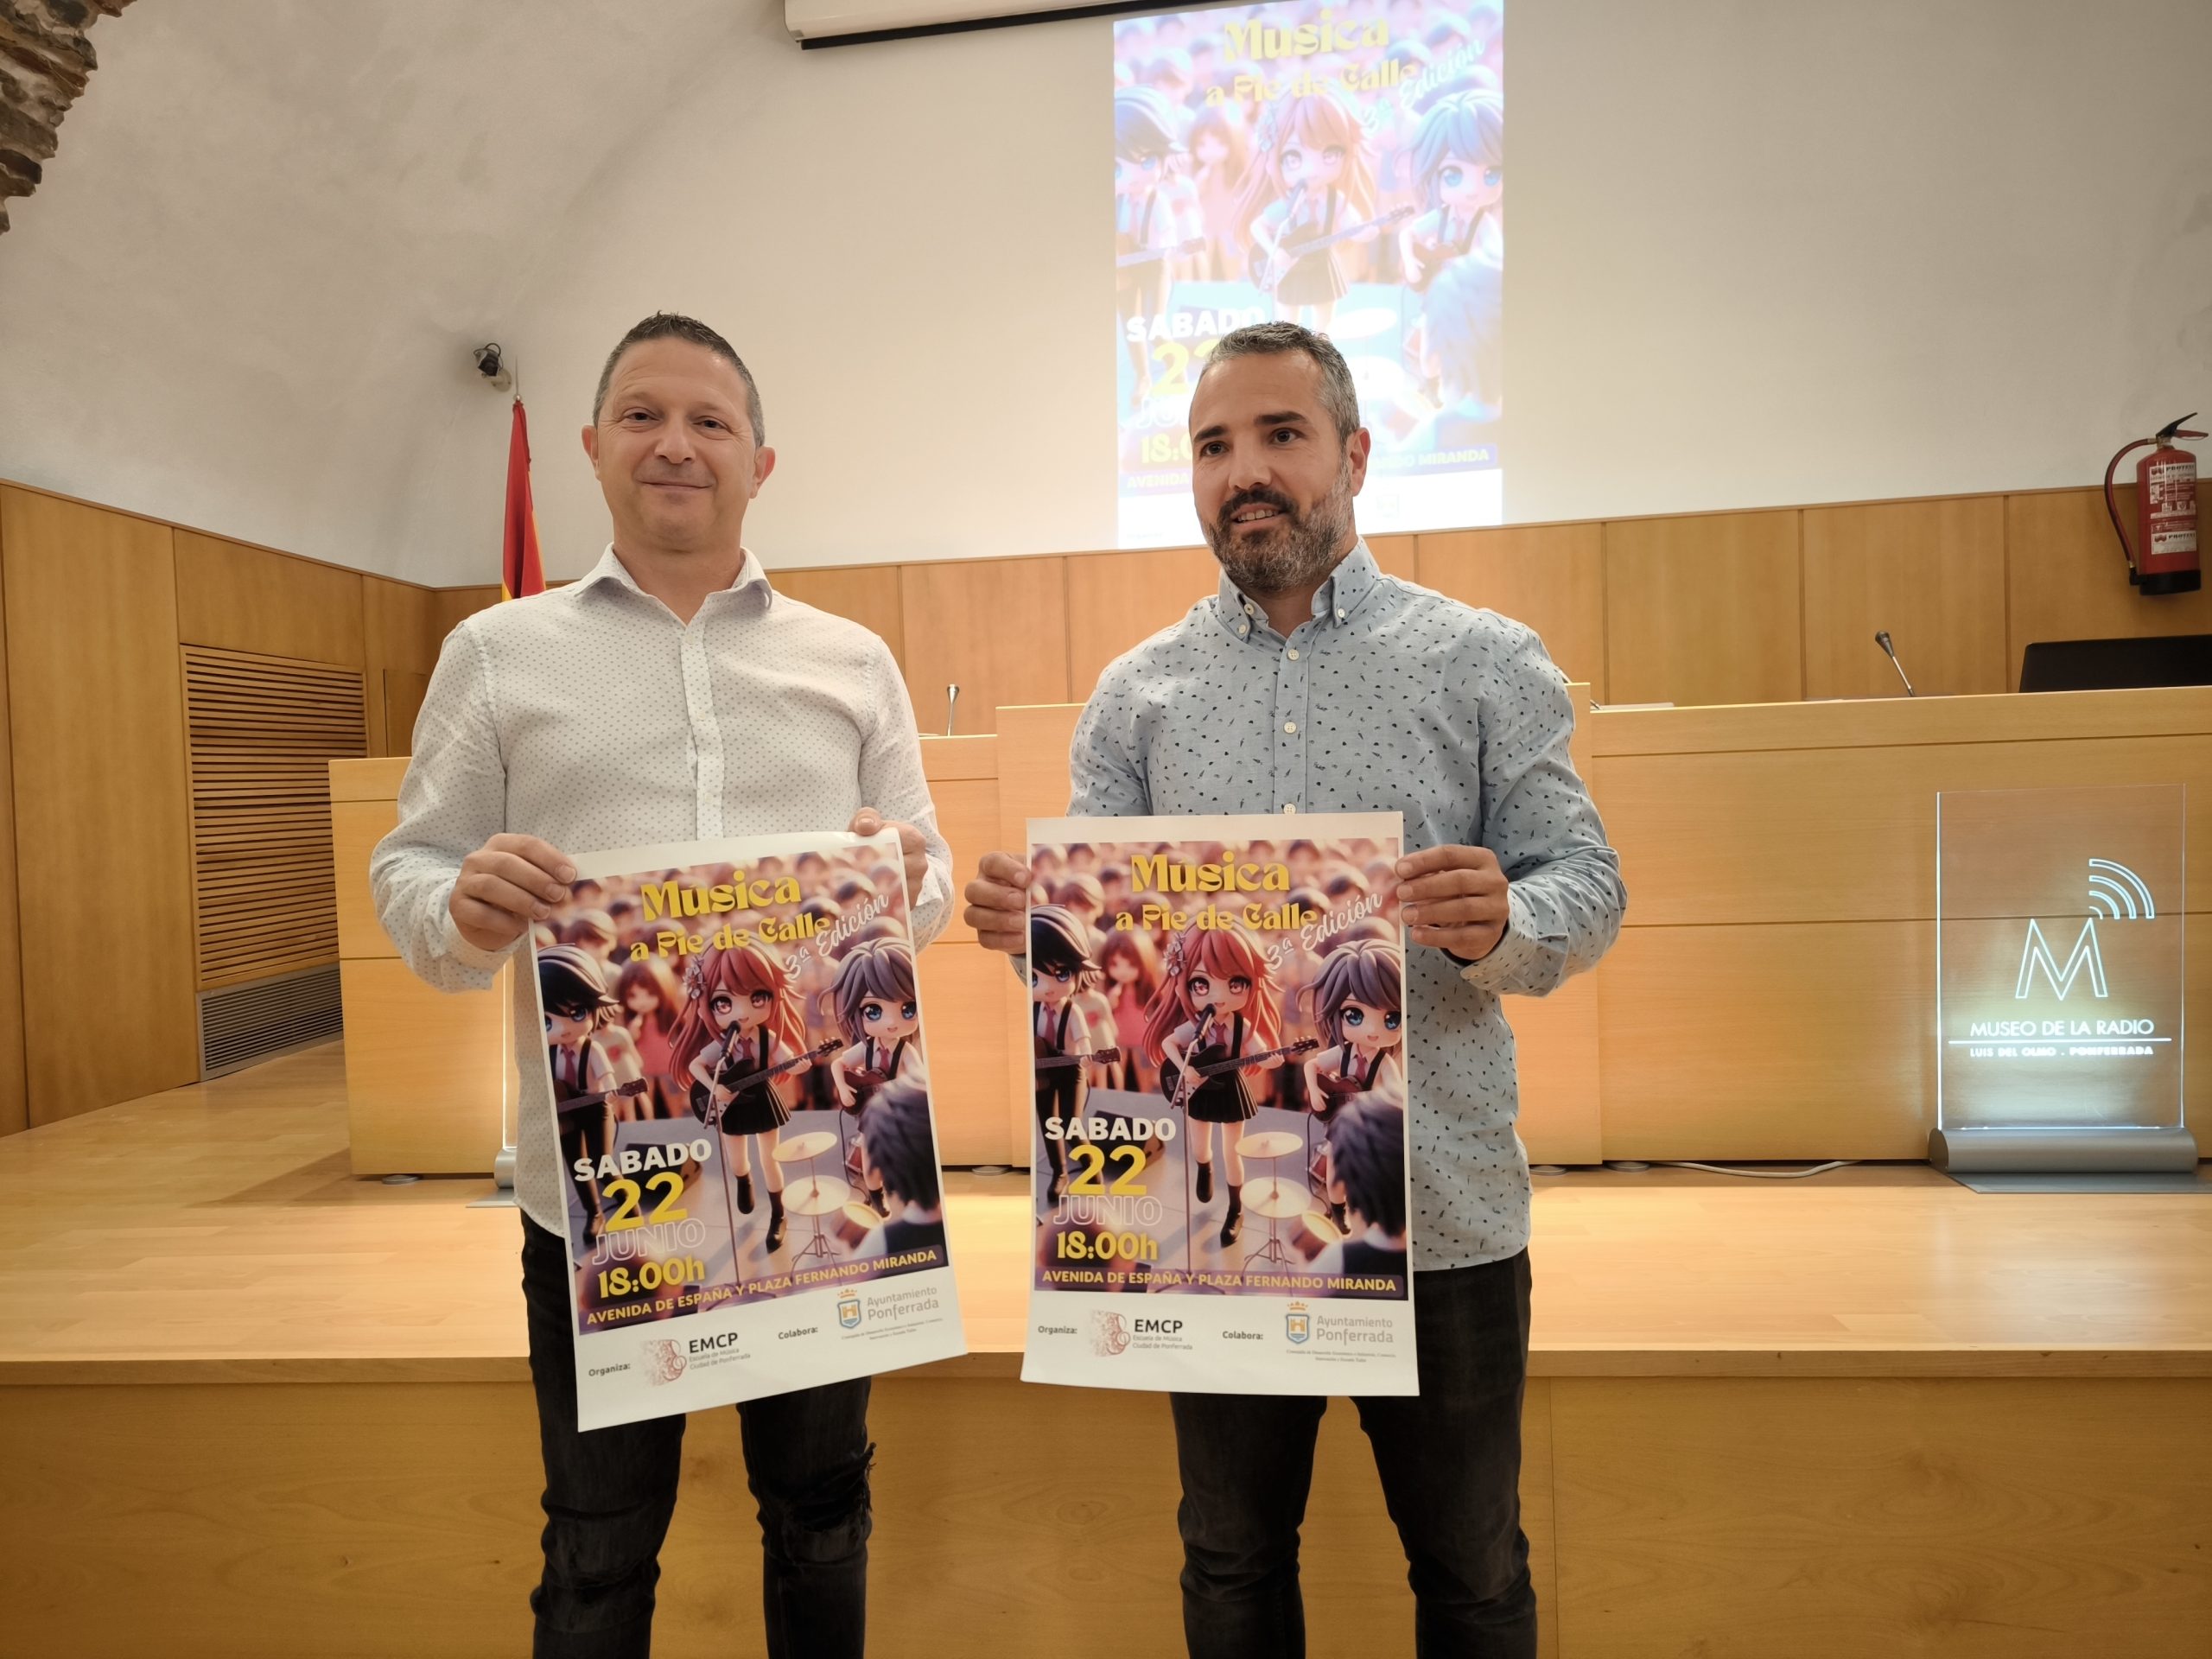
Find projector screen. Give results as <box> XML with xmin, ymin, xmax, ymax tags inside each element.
<box><xmin>1114</xmin><ymin>1</ymin><xmax>1505</xmax><ymax>547</ymax></box>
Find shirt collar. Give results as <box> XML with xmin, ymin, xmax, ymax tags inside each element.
<box><xmin>1212</xmin><ymin>537</ymin><xmax>1382</xmax><ymax>642</ymax></box>
<box><xmin>575</xmin><ymin>543</ymin><xmax>772</xmax><ymax>607</ymax></box>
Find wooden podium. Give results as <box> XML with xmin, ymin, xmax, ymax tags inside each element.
<box><xmin>332</xmin><ymin>684</ymin><xmax>2211</xmax><ymax>1173</ymax></box>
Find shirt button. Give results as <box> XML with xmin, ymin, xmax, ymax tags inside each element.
<box><xmin>1281</xmin><ymin>803</ymin><xmax>1297</xmax><ymax>815</ymax></box>
<box><xmin>1336</xmin><ymin>610</ymin><xmax>1346</xmax><ymax>621</ymax></box>
<box><xmin>1287</xmin><ymin>648</ymin><xmax>1300</xmax><ymax>661</ymax></box>
<box><xmin>1284</xmin><ymin>721</ymin><xmax>1297</xmax><ymax>734</ymax></box>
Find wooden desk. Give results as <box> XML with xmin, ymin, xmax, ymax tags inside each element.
<box><xmin>335</xmin><ymin>686</ymin><xmax>2212</xmax><ymax>1173</ymax></box>
<box><xmin>1589</xmin><ymin>685</ymin><xmax>2212</xmax><ymax>1158</ymax></box>
<box><xmin>330</xmin><ymin>755</ymin><xmax>507</xmax><ymax>1176</ymax></box>
<box><xmin>3</xmin><ymin>1046</ymin><xmax>2204</xmax><ymax>1658</ymax></box>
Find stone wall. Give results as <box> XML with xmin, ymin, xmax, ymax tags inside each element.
<box><xmin>0</xmin><ymin>0</ymin><xmax>136</xmax><ymax>233</ymax></box>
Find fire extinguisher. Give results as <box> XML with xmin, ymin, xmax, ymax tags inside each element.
<box><xmin>2104</xmin><ymin>413</ymin><xmax>2204</xmax><ymax>594</ymax></box>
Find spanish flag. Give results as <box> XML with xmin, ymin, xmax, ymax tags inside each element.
<box><xmin>500</xmin><ymin>397</ymin><xmax>546</xmax><ymax>601</ymax></box>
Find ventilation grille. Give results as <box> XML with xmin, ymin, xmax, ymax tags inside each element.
<box><xmin>182</xmin><ymin>645</ymin><xmax>367</xmax><ymax>989</ymax></box>
<box><xmin>198</xmin><ymin>964</ymin><xmax>344</xmax><ymax>1077</ymax></box>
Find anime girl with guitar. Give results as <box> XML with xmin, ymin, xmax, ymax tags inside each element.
<box><xmin>1300</xmin><ymin>938</ymin><xmax>1405</xmax><ymax>1231</ymax></box>
<box><xmin>540</xmin><ymin>944</ymin><xmax>652</xmax><ymax>1249</ymax></box>
<box><xmin>823</xmin><ymin>937</ymin><xmax>925</xmax><ymax>1217</ymax></box>
<box><xmin>671</xmin><ymin>941</ymin><xmax>820</xmax><ymax>1255</ymax></box>
<box><xmin>1234</xmin><ymin>87</ymin><xmax>1390</xmax><ymax>332</ymax></box>
<box><xmin>1143</xmin><ymin>925</ymin><xmax>1305</xmax><ymax>1248</ymax></box>
<box><xmin>1399</xmin><ymin>91</ymin><xmax>1504</xmax><ymax>294</ymax></box>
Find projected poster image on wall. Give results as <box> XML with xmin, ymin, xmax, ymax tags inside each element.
<box><xmin>1114</xmin><ymin>2</ymin><xmax>1503</xmax><ymax>548</ymax></box>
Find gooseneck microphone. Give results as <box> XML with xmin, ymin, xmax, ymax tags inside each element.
<box><xmin>1874</xmin><ymin>631</ymin><xmax>1917</xmax><ymax>697</ymax></box>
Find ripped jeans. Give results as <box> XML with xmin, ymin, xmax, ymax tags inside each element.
<box><xmin>520</xmin><ymin>1214</ymin><xmax>873</xmax><ymax>1659</ymax></box>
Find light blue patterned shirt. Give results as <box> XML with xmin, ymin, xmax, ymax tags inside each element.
<box><xmin>1068</xmin><ymin>540</ymin><xmax>1626</xmax><ymax>1270</ymax></box>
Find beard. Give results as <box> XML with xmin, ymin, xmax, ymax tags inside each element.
<box><xmin>1203</xmin><ymin>461</ymin><xmax>1357</xmax><ymax>599</ymax></box>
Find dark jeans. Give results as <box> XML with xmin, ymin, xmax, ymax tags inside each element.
<box><xmin>1170</xmin><ymin>1249</ymin><xmax>1536</xmax><ymax>1659</ymax></box>
<box><xmin>520</xmin><ymin>1213</ymin><xmax>874</xmax><ymax>1659</ymax></box>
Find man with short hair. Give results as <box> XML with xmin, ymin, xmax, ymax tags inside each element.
<box><xmin>374</xmin><ymin>311</ymin><xmax>951</xmax><ymax>1659</ymax></box>
<box><xmin>965</xmin><ymin>321</ymin><xmax>1624</xmax><ymax>1657</ymax></box>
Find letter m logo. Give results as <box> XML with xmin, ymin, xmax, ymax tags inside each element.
<box><xmin>2014</xmin><ymin>918</ymin><xmax>2108</xmax><ymax>1001</ymax></box>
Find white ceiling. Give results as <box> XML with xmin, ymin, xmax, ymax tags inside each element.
<box><xmin>0</xmin><ymin>0</ymin><xmax>785</xmax><ymax>585</ymax></box>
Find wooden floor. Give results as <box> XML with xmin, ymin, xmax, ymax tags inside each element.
<box><xmin>3</xmin><ymin>1044</ymin><xmax>2207</xmax><ymax>1382</ymax></box>
<box><xmin>2</xmin><ymin>1044</ymin><xmax>2207</xmax><ymax>1657</ymax></box>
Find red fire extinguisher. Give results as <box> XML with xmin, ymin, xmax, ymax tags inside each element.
<box><xmin>2104</xmin><ymin>413</ymin><xmax>2203</xmax><ymax>594</ymax></box>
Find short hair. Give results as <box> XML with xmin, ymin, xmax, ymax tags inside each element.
<box><xmin>1331</xmin><ymin>1096</ymin><xmax>1406</xmax><ymax>1235</ymax></box>
<box><xmin>1198</xmin><ymin>321</ymin><xmax>1363</xmax><ymax>446</ymax></box>
<box><xmin>1030</xmin><ymin>905</ymin><xmax>1102</xmax><ymax>990</ymax></box>
<box><xmin>593</xmin><ymin>311</ymin><xmax>766</xmax><ymax>443</ymax></box>
<box><xmin>823</xmin><ymin>938</ymin><xmax>917</xmax><ymax>1043</ymax></box>
<box><xmin>1115</xmin><ymin>86</ymin><xmax>1179</xmax><ymax>161</ymax></box>
<box><xmin>539</xmin><ymin>945</ymin><xmax>619</xmax><ymax>1024</ymax></box>
<box><xmin>1052</xmin><ymin>874</ymin><xmax>1104</xmax><ymax>912</ymax></box>
<box><xmin>1304</xmin><ymin>937</ymin><xmax>1404</xmax><ymax>1046</ymax></box>
<box><xmin>859</xmin><ymin>1079</ymin><xmax>940</xmax><ymax>1209</ymax></box>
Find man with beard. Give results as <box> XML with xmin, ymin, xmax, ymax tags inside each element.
<box><xmin>963</xmin><ymin>321</ymin><xmax>1624</xmax><ymax>1658</ymax></box>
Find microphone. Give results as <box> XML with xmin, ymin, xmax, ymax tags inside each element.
<box><xmin>1874</xmin><ymin>631</ymin><xmax>1917</xmax><ymax>697</ymax></box>
<box><xmin>944</xmin><ymin>683</ymin><xmax>960</xmax><ymax>736</ymax></box>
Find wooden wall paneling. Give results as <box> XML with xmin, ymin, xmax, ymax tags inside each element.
<box><xmin>915</xmin><ymin>942</ymin><xmax>1017</xmax><ymax>1166</ymax></box>
<box><xmin>1597</xmin><ymin>733</ymin><xmax>2212</xmax><ymax>927</ymax></box>
<box><xmin>1604</xmin><ymin>510</ymin><xmax>1802</xmax><ymax>707</ymax></box>
<box><xmin>1364</xmin><ymin>532</ymin><xmax>1419</xmax><ymax>581</ymax></box>
<box><xmin>383</xmin><ymin>670</ymin><xmax>430</xmax><ymax>756</ymax></box>
<box><xmin>430</xmin><ymin>586</ymin><xmax>501</xmax><ymax>646</ymax></box>
<box><xmin>181</xmin><ymin>649</ymin><xmax>368</xmax><ymax>989</ymax></box>
<box><xmin>1063</xmin><ymin>544</ymin><xmax>1218</xmax><ymax>702</ymax></box>
<box><xmin>1550</xmin><ymin>1376</ymin><xmax>2212</xmax><ymax>1657</ymax></box>
<box><xmin>173</xmin><ymin>531</ymin><xmax>366</xmax><ymax>668</ymax></box>
<box><xmin>1595</xmin><ymin>921</ymin><xmax>1935</xmax><ymax>1160</ymax></box>
<box><xmin>361</xmin><ymin>576</ymin><xmax>438</xmax><ymax>757</ymax></box>
<box><xmin>361</xmin><ymin>576</ymin><xmax>439</xmax><ymax>674</ymax></box>
<box><xmin>899</xmin><ymin>558</ymin><xmax>1071</xmax><ymax>737</ymax></box>
<box><xmin>0</xmin><ymin>505</ymin><xmax>22</xmax><ymax>1135</ymax></box>
<box><xmin>1419</xmin><ymin>524</ymin><xmax>1610</xmax><ymax>700</ymax></box>
<box><xmin>2005</xmin><ymin>486</ymin><xmax>2212</xmax><ymax>685</ymax></box>
<box><xmin>1</xmin><ymin>487</ymin><xmax>199</xmax><ymax>1121</ymax></box>
<box><xmin>340</xmin><ymin>958</ymin><xmax>506</xmax><ymax>1174</ymax></box>
<box><xmin>1802</xmin><ymin>495</ymin><xmax>2007</xmax><ymax>700</ymax></box>
<box><xmin>772</xmin><ymin>564</ymin><xmax>906</xmax><ymax>666</ymax></box>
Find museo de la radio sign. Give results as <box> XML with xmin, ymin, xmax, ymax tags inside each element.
<box><xmin>1938</xmin><ymin>788</ymin><xmax>2184</xmax><ymax>1133</ymax></box>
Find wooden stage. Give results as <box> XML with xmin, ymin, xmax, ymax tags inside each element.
<box><xmin>3</xmin><ymin>1046</ymin><xmax>2206</xmax><ymax>1657</ymax></box>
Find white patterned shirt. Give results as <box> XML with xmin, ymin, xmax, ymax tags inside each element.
<box><xmin>1069</xmin><ymin>540</ymin><xmax>1626</xmax><ymax>1269</ymax></box>
<box><xmin>371</xmin><ymin>545</ymin><xmax>952</xmax><ymax>1231</ymax></box>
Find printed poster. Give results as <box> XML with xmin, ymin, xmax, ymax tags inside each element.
<box><xmin>1115</xmin><ymin>1</ymin><xmax>1506</xmax><ymax>545</ymax></box>
<box><xmin>534</xmin><ymin>831</ymin><xmax>964</xmax><ymax>1429</ymax></box>
<box><xmin>1022</xmin><ymin>814</ymin><xmax>1417</xmax><ymax>1394</ymax></box>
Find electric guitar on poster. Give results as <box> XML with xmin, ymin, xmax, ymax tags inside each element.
<box><xmin>1033</xmin><ymin>1046</ymin><xmax>1123</xmax><ymax>1073</ymax></box>
<box><xmin>554</xmin><ymin>1077</ymin><xmax>652</xmax><ymax>1121</ymax></box>
<box><xmin>1250</xmin><ymin>206</ymin><xmax>1414</xmax><ymax>294</ymax></box>
<box><xmin>1160</xmin><ymin>1039</ymin><xmax>1319</xmax><ymax>1113</ymax></box>
<box><xmin>689</xmin><ymin>1039</ymin><xmax>838</xmax><ymax>1128</ymax></box>
<box><xmin>1116</xmin><ymin>236</ymin><xmax>1207</xmax><ymax>270</ymax></box>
